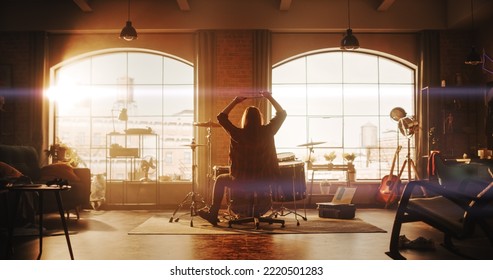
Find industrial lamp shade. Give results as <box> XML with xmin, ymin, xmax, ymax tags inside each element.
<box><xmin>340</xmin><ymin>28</ymin><xmax>360</xmax><ymax>50</ymax></box>
<box><xmin>465</xmin><ymin>46</ymin><xmax>482</xmax><ymax>65</ymax></box>
<box><xmin>120</xmin><ymin>21</ymin><xmax>137</xmax><ymax>41</ymax></box>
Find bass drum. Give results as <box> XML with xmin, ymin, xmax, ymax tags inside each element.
<box><xmin>273</xmin><ymin>161</ymin><xmax>307</xmax><ymax>202</ymax></box>
<box><xmin>229</xmin><ymin>184</ymin><xmax>271</xmax><ymax>217</ymax></box>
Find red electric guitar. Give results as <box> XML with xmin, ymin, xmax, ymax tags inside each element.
<box><xmin>376</xmin><ymin>145</ymin><xmax>402</xmax><ymax>205</ymax></box>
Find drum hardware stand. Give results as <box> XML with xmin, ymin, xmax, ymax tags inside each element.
<box><xmin>169</xmin><ymin>139</ymin><xmax>207</xmax><ymax>227</ymax></box>
<box><xmin>193</xmin><ymin>120</ymin><xmax>221</xmax><ymax>205</ymax></box>
<box><xmin>270</xmin><ymin>167</ymin><xmax>308</xmax><ymax>226</ymax></box>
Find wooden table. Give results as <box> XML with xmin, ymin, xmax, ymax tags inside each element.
<box><xmin>6</xmin><ymin>184</ymin><xmax>74</xmax><ymax>260</ymax></box>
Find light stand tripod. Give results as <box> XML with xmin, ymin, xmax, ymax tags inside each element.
<box><xmin>169</xmin><ymin>139</ymin><xmax>207</xmax><ymax>227</ymax></box>
<box><xmin>385</xmin><ymin>114</ymin><xmax>429</xmax><ymax>208</ymax></box>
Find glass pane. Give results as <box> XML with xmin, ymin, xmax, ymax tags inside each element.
<box><xmin>163</xmin><ymin>85</ymin><xmax>194</xmax><ymax>115</ymax></box>
<box><xmin>343</xmin><ymin>116</ymin><xmax>380</xmax><ymax>148</ymax></box>
<box><xmin>273</xmin><ymin>57</ymin><xmax>306</xmax><ymax>84</ymax></box>
<box><xmin>91</xmin><ymin>53</ymin><xmax>127</xmax><ymax>84</ymax></box>
<box><xmin>343</xmin><ymin>84</ymin><xmax>379</xmax><ymax>115</ymax></box>
<box><xmin>56</xmin><ymin>58</ymin><xmax>91</xmax><ymax>85</ymax></box>
<box><xmin>272</xmin><ymin>84</ymin><xmax>306</xmax><ymax>115</ymax></box>
<box><xmin>308</xmin><ymin>117</ymin><xmax>343</xmax><ymax>147</ymax></box>
<box><xmin>164</xmin><ymin>57</ymin><xmax>193</xmax><ymax>84</ymax></box>
<box><xmin>275</xmin><ymin>117</ymin><xmax>306</xmax><ymax>149</ymax></box>
<box><xmin>343</xmin><ymin>52</ymin><xmax>378</xmax><ymax>83</ymax></box>
<box><xmin>380</xmin><ymin>84</ymin><xmax>414</xmax><ymax>116</ymax></box>
<box><xmin>307</xmin><ymin>84</ymin><xmax>343</xmax><ymax>115</ymax></box>
<box><xmin>307</xmin><ymin>52</ymin><xmax>342</xmax><ymax>83</ymax></box>
<box><xmin>379</xmin><ymin>57</ymin><xmax>415</xmax><ymax>84</ymax></box>
<box><xmin>128</xmin><ymin>53</ymin><xmax>163</xmax><ymax>84</ymax></box>
<box><xmin>132</xmin><ymin>85</ymin><xmax>163</xmax><ymax>116</ymax></box>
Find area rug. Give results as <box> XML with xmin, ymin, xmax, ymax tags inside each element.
<box><xmin>128</xmin><ymin>211</ymin><xmax>386</xmax><ymax>235</ymax></box>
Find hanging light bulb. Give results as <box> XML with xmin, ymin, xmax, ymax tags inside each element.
<box><xmin>465</xmin><ymin>0</ymin><xmax>482</xmax><ymax>65</ymax></box>
<box><xmin>120</xmin><ymin>0</ymin><xmax>137</xmax><ymax>41</ymax></box>
<box><xmin>340</xmin><ymin>0</ymin><xmax>359</xmax><ymax>50</ymax></box>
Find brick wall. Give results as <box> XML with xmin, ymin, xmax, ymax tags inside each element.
<box><xmin>212</xmin><ymin>30</ymin><xmax>255</xmax><ymax>166</ymax></box>
<box><xmin>0</xmin><ymin>32</ymin><xmax>37</xmax><ymax>146</ymax></box>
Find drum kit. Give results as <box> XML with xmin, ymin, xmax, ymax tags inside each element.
<box><xmin>169</xmin><ymin>120</ymin><xmax>326</xmax><ymax>227</ymax></box>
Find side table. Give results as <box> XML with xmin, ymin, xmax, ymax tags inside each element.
<box><xmin>6</xmin><ymin>184</ymin><xmax>74</xmax><ymax>260</ymax></box>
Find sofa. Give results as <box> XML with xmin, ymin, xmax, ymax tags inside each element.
<box><xmin>0</xmin><ymin>144</ymin><xmax>91</xmax><ymax>220</ymax></box>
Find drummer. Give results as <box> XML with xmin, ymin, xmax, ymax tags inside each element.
<box><xmin>198</xmin><ymin>91</ymin><xmax>287</xmax><ymax>226</ymax></box>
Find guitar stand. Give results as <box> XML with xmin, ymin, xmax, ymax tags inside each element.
<box><xmin>385</xmin><ymin>137</ymin><xmax>424</xmax><ymax>208</ymax></box>
<box><xmin>169</xmin><ymin>140</ymin><xmax>207</xmax><ymax>227</ymax></box>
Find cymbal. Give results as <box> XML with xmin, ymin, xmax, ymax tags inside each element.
<box><xmin>193</xmin><ymin>120</ymin><xmax>221</xmax><ymax>128</ymax></box>
<box><xmin>182</xmin><ymin>144</ymin><xmax>206</xmax><ymax>148</ymax></box>
<box><xmin>297</xmin><ymin>141</ymin><xmax>326</xmax><ymax>147</ymax></box>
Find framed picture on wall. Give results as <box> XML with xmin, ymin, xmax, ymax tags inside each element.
<box><xmin>0</xmin><ymin>64</ymin><xmax>12</xmax><ymax>88</ymax></box>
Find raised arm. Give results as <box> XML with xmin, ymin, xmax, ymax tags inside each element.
<box><xmin>221</xmin><ymin>96</ymin><xmax>247</xmax><ymax>115</ymax></box>
<box><xmin>261</xmin><ymin>91</ymin><xmax>284</xmax><ymax>112</ymax></box>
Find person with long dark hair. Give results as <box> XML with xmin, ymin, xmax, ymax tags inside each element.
<box><xmin>198</xmin><ymin>91</ymin><xmax>287</xmax><ymax>226</ymax></box>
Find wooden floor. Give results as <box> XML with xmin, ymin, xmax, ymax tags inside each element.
<box><xmin>2</xmin><ymin>207</ymin><xmax>491</xmax><ymax>261</ymax></box>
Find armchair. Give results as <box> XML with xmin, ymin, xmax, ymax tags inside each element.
<box><xmin>386</xmin><ymin>178</ymin><xmax>493</xmax><ymax>259</ymax></box>
<box><xmin>0</xmin><ymin>144</ymin><xmax>91</xmax><ymax>220</ymax></box>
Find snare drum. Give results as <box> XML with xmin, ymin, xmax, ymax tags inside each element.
<box><xmin>273</xmin><ymin>161</ymin><xmax>306</xmax><ymax>202</ymax></box>
<box><xmin>277</xmin><ymin>152</ymin><xmax>295</xmax><ymax>162</ymax></box>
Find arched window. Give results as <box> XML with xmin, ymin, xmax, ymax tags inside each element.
<box><xmin>49</xmin><ymin>50</ymin><xmax>194</xmax><ymax>181</ymax></box>
<box><xmin>272</xmin><ymin>50</ymin><xmax>416</xmax><ymax>180</ymax></box>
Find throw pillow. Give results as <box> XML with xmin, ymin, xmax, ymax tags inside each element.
<box><xmin>0</xmin><ymin>161</ymin><xmax>23</xmax><ymax>178</ymax></box>
<box><xmin>39</xmin><ymin>162</ymin><xmax>80</xmax><ymax>182</ymax></box>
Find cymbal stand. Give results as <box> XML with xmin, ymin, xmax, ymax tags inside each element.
<box><xmin>206</xmin><ymin>126</ymin><xmax>213</xmax><ymax>204</ymax></box>
<box><xmin>169</xmin><ymin>139</ymin><xmax>206</xmax><ymax>227</ymax></box>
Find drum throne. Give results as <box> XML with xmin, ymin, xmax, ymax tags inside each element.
<box><xmin>227</xmin><ymin>183</ymin><xmax>285</xmax><ymax>230</ymax></box>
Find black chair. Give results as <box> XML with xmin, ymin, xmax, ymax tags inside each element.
<box><xmin>227</xmin><ymin>183</ymin><xmax>285</xmax><ymax>229</ymax></box>
<box><xmin>386</xmin><ymin>178</ymin><xmax>493</xmax><ymax>259</ymax></box>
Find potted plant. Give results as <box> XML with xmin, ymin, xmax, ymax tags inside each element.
<box><xmin>324</xmin><ymin>151</ymin><xmax>337</xmax><ymax>163</ymax></box>
<box><xmin>343</xmin><ymin>152</ymin><xmax>357</xmax><ymax>181</ymax></box>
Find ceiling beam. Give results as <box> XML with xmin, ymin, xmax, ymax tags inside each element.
<box><xmin>176</xmin><ymin>0</ymin><xmax>191</xmax><ymax>11</ymax></box>
<box><xmin>73</xmin><ymin>0</ymin><xmax>92</xmax><ymax>12</ymax></box>
<box><xmin>377</xmin><ymin>0</ymin><xmax>395</xmax><ymax>12</ymax></box>
<box><xmin>279</xmin><ymin>0</ymin><xmax>292</xmax><ymax>11</ymax></box>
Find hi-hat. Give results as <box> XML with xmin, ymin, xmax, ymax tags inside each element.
<box><xmin>297</xmin><ymin>141</ymin><xmax>326</xmax><ymax>147</ymax></box>
<box><xmin>193</xmin><ymin>120</ymin><xmax>221</xmax><ymax>128</ymax></box>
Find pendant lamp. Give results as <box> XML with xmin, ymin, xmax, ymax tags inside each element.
<box><xmin>465</xmin><ymin>0</ymin><xmax>482</xmax><ymax>65</ymax></box>
<box><xmin>120</xmin><ymin>0</ymin><xmax>137</xmax><ymax>41</ymax></box>
<box><xmin>340</xmin><ymin>0</ymin><xmax>359</xmax><ymax>50</ymax></box>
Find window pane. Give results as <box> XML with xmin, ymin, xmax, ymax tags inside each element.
<box><xmin>273</xmin><ymin>57</ymin><xmax>306</xmax><ymax>84</ymax></box>
<box><xmin>272</xmin><ymin>84</ymin><xmax>306</xmax><ymax>115</ymax></box>
<box><xmin>343</xmin><ymin>53</ymin><xmax>378</xmax><ymax>83</ymax></box>
<box><xmin>307</xmin><ymin>52</ymin><xmax>342</xmax><ymax>83</ymax></box>
<box><xmin>91</xmin><ymin>53</ymin><xmax>127</xmax><ymax>84</ymax></box>
<box><xmin>343</xmin><ymin>84</ymin><xmax>379</xmax><ymax>115</ymax></box>
<box><xmin>128</xmin><ymin>53</ymin><xmax>163</xmax><ymax>84</ymax></box>
<box><xmin>307</xmin><ymin>84</ymin><xmax>343</xmax><ymax>115</ymax></box>
<box><xmin>379</xmin><ymin>57</ymin><xmax>415</xmax><ymax>84</ymax></box>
